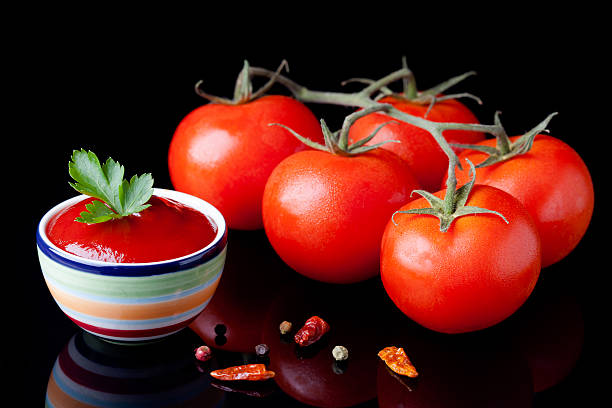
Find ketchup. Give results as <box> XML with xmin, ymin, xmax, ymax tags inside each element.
<box><xmin>46</xmin><ymin>195</ymin><xmax>217</xmax><ymax>263</ymax></box>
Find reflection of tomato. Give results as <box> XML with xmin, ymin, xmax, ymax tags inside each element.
<box><xmin>263</xmin><ymin>148</ymin><xmax>420</xmax><ymax>284</ymax></box>
<box><xmin>261</xmin><ymin>278</ymin><xmax>392</xmax><ymax>407</ymax></box>
<box><xmin>508</xmin><ymin>272</ymin><xmax>584</xmax><ymax>392</ymax></box>
<box><xmin>381</xmin><ymin>185</ymin><xmax>541</xmax><ymax>333</ymax></box>
<box><xmin>168</xmin><ymin>95</ymin><xmax>323</xmax><ymax>230</ymax></box>
<box><xmin>189</xmin><ymin>229</ymin><xmax>293</xmax><ymax>352</ymax></box>
<box><xmin>453</xmin><ymin>134</ymin><xmax>594</xmax><ymax>267</ymax></box>
<box><xmin>349</xmin><ymin>96</ymin><xmax>485</xmax><ymax>191</ymax></box>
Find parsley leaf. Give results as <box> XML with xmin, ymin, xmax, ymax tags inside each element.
<box><xmin>75</xmin><ymin>200</ymin><xmax>116</xmax><ymax>224</ymax></box>
<box><xmin>68</xmin><ymin>149</ymin><xmax>154</xmax><ymax>224</ymax></box>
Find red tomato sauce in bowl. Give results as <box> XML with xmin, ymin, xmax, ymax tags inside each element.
<box><xmin>46</xmin><ymin>195</ymin><xmax>218</xmax><ymax>263</ymax></box>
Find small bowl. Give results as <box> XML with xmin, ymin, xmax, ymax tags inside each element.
<box><xmin>36</xmin><ymin>188</ymin><xmax>227</xmax><ymax>342</ymax></box>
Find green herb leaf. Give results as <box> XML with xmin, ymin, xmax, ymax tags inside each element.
<box><xmin>68</xmin><ymin>149</ymin><xmax>154</xmax><ymax>224</ymax></box>
<box><xmin>75</xmin><ymin>200</ymin><xmax>118</xmax><ymax>223</ymax></box>
<box><xmin>121</xmin><ymin>174</ymin><xmax>154</xmax><ymax>215</ymax></box>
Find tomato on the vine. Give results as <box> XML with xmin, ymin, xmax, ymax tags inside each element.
<box><xmin>262</xmin><ymin>110</ymin><xmax>421</xmax><ymax>284</ymax></box>
<box><xmin>168</xmin><ymin>63</ymin><xmax>323</xmax><ymax>230</ymax></box>
<box><xmin>349</xmin><ymin>95</ymin><xmax>485</xmax><ymax>192</ymax></box>
<box><xmin>381</xmin><ymin>168</ymin><xmax>541</xmax><ymax>333</ymax></box>
<box><xmin>452</xmin><ymin>133</ymin><xmax>594</xmax><ymax>267</ymax></box>
<box><xmin>264</xmin><ymin>148</ymin><xmax>419</xmax><ymax>284</ymax></box>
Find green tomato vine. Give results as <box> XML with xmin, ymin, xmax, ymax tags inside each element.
<box><xmin>222</xmin><ymin>59</ymin><xmax>555</xmax><ymax>232</ymax></box>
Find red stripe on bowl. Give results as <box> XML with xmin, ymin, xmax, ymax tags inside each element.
<box><xmin>67</xmin><ymin>314</ymin><xmax>199</xmax><ymax>340</ymax></box>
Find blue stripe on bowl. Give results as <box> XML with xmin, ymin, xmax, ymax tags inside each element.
<box><xmin>36</xmin><ymin>227</ymin><xmax>227</xmax><ymax>277</ymax></box>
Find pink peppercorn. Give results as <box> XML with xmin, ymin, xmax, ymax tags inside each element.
<box><xmin>195</xmin><ymin>345</ymin><xmax>212</xmax><ymax>362</ymax></box>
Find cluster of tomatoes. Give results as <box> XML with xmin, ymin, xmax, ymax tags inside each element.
<box><xmin>167</xmin><ymin>62</ymin><xmax>593</xmax><ymax>334</ymax></box>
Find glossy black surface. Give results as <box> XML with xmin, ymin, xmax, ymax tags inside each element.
<box><xmin>19</xmin><ymin>227</ymin><xmax>598</xmax><ymax>407</ymax></box>
<box><xmin>10</xmin><ymin>15</ymin><xmax>605</xmax><ymax>406</ymax></box>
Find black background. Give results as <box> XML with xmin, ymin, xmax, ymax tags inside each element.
<box><xmin>8</xmin><ymin>8</ymin><xmax>607</xmax><ymax>406</ymax></box>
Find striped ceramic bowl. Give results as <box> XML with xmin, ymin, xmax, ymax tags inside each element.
<box><xmin>36</xmin><ymin>188</ymin><xmax>227</xmax><ymax>342</ymax></box>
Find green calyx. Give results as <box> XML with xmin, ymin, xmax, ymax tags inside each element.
<box><xmin>269</xmin><ymin>104</ymin><xmax>400</xmax><ymax>156</ymax></box>
<box><xmin>195</xmin><ymin>59</ymin><xmax>288</xmax><ymax>105</ymax></box>
<box><xmin>393</xmin><ymin>158</ymin><xmax>508</xmax><ymax>232</ymax></box>
<box><xmin>452</xmin><ymin>112</ymin><xmax>558</xmax><ymax>168</ymax></box>
<box><xmin>342</xmin><ymin>56</ymin><xmax>482</xmax><ymax>118</ymax></box>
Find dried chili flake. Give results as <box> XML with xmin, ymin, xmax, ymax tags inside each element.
<box><xmin>378</xmin><ymin>346</ymin><xmax>418</xmax><ymax>378</ymax></box>
<box><xmin>294</xmin><ymin>316</ymin><xmax>330</xmax><ymax>347</ymax></box>
<box><xmin>210</xmin><ymin>364</ymin><xmax>275</xmax><ymax>381</ymax></box>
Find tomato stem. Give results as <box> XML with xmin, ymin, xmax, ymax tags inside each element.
<box><xmin>269</xmin><ymin>104</ymin><xmax>399</xmax><ymax>156</ymax></box>
<box><xmin>443</xmin><ymin>154</ymin><xmax>459</xmax><ymax>214</ymax></box>
<box><xmin>494</xmin><ymin>111</ymin><xmax>513</xmax><ymax>154</ymax></box>
<box><xmin>400</xmin><ymin>56</ymin><xmax>418</xmax><ymax>99</ymax></box>
<box><xmin>248</xmin><ymin>60</ymin><xmax>551</xmax><ymax>233</ymax></box>
<box><xmin>233</xmin><ymin>60</ymin><xmax>254</xmax><ymax>103</ymax></box>
<box><xmin>249</xmin><ymin>64</ymin><xmax>504</xmax><ymax>169</ymax></box>
<box><xmin>393</xmin><ymin>159</ymin><xmax>509</xmax><ymax>232</ymax></box>
<box><xmin>337</xmin><ymin>104</ymin><xmax>392</xmax><ymax>150</ymax></box>
<box><xmin>195</xmin><ymin>60</ymin><xmax>290</xmax><ymax>105</ymax></box>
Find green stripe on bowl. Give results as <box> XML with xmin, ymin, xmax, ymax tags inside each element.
<box><xmin>37</xmin><ymin>246</ymin><xmax>226</xmax><ymax>299</ymax></box>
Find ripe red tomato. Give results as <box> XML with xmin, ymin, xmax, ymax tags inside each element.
<box><xmin>380</xmin><ymin>185</ymin><xmax>541</xmax><ymax>333</ymax></box>
<box><xmin>452</xmin><ymin>134</ymin><xmax>594</xmax><ymax>267</ymax></box>
<box><xmin>348</xmin><ymin>96</ymin><xmax>485</xmax><ymax>191</ymax></box>
<box><xmin>262</xmin><ymin>148</ymin><xmax>420</xmax><ymax>284</ymax></box>
<box><xmin>168</xmin><ymin>95</ymin><xmax>322</xmax><ymax>230</ymax></box>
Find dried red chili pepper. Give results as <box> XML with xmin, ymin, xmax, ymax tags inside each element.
<box><xmin>378</xmin><ymin>346</ymin><xmax>418</xmax><ymax>378</ymax></box>
<box><xmin>294</xmin><ymin>315</ymin><xmax>330</xmax><ymax>347</ymax></box>
<box><xmin>210</xmin><ymin>364</ymin><xmax>275</xmax><ymax>381</ymax></box>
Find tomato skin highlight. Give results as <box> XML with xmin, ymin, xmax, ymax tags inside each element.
<box><xmin>380</xmin><ymin>185</ymin><xmax>541</xmax><ymax>334</ymax></box>
<box><xmin>262</xmin><ymin>148</ymin><xmax>421</xmax><ymax>284</ymax></box>
<box><xmin>349</xmin><ymin>96</ymin><xmax>485</xmax><ymax>192</ymax></box>
<box><xmin>452</xmin><ymin>134</ymin><xmax>594</xmax><ymax>267</ymax></box>
<box><xmin>46</xmin><ymin>195</ymin><xmax>217</xmax><ymax>263</ymax></box>
<box><xmin>168</xmin><ymin>95</ymin><xmax>323</xmax><ymax>230</ymax></box>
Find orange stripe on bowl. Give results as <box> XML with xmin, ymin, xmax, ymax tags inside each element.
<box><xmin>47</xmin><ymin>372</ymin><xmax>98</xmax><ymax>408</ymax></box>
<box><xmin>45</xmin><ymin>276</ymin><xmax>221</xmax><ymax>320</ymax></box>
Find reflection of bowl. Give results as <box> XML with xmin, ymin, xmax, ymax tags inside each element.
<box><xmin>36</xmin><ymin>188</ymin><xmax>227</xmax><ymax>342</ymax></box>
<box><xmin>45</xmin><ymin>330</ymin><xmax>225</xmax><ymax>407</ymax></box>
